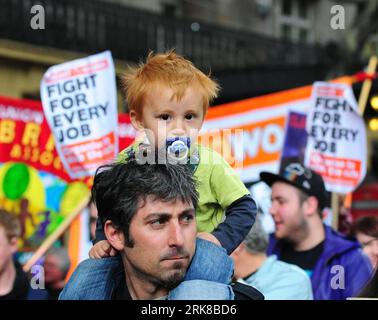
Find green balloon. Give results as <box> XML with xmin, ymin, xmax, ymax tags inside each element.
<box><xmin>3</xmin><ymin>163</ymin><xmax>30</xmax><ymax>200</ymax></box>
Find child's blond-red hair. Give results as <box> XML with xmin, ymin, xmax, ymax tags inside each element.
<box><xmin>121</xmin><ymin>50</ymin><xmax>220</xmax><ymax>117</ymax></box>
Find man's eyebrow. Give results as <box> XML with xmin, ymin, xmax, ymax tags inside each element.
<box><xmin>143</xmin><ymin>213</ymin><xmax>170</xmax><ymax>221</ymax></box>
<box><xmin>180</xmin><ymin>208</ymin><xmax>195</xmax><ymax>215</ymax></box>
<box><xmin>144</xmin><ymin>208</ymin><xmax>195</xmax><ymax>221</ymax></box>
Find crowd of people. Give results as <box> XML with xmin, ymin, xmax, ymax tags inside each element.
<box><xmin>1</xmin><ymin>51</ymin><xmax>377</xmax><ymax>300</ymax></box>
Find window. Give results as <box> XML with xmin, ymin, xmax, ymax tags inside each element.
<box><xmin>298</xmin><ymin>1</ymin><xmax>308</xmax><ymax>19</ymax></box>
<box><xmin>298</xmin><ymin>28</ymin><xmax>308</xmax><ymax>43</ymax></box>
<box><xmin>282</xmin><ymin>0</ymin><xmax>292</xmax><ymax>15</ymax></box>
<box><xmin>281</xmin><ymin>24</ymin><xmax>292</xmax><ymax>41</ymax></box>
<box><xmin>163</xmin><ymin>3</ymin><xmax>176</xmax><ymax>17</ymax></box>
<box><xmin>279</xmin><ymin>0</ymin><xmax>311</xmax><ymax>43</ymax></box>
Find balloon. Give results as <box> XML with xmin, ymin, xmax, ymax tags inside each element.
<box><xmin>3</xmin><ymin>163</ymin><xmax>30</xmax><ymax>200</ymax></box>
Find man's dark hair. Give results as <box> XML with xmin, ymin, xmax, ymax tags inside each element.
<box><xmin>91</xmin><ymin>161</ymin><xmax>198</xmax><ymax>247</ymax></box>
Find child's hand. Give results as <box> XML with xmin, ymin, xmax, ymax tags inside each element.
<box><xmin>89</xmin><ymin>240</ymin><xmax>118</xmax><ymax>259</ymax></box>
<box><xmin>197</xmin><ymin>232</ymin><xmax>222</xmax><ymax>247</ymax></box>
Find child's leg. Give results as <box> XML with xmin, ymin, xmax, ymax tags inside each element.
<box><xmin>183</xmin><ymin>238</ymin><xmax>234</xmax><ymax>284</ymax></box>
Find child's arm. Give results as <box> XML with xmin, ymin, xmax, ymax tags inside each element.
<box><xmin>197</xmin><ymin>146</ymin><xmax>257</xmax><ymax>255</ymax></box>
<box><xmin>89</xmin><ymin>240</ymin><xmax>118</xmax><ymax>259</ymax></box>
<box><xmin>211</xmin><ymin>194</ymin><xmax>257</xmax><ymax>255</ymax></box>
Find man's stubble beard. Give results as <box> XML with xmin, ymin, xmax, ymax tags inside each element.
<box><xmin>157</xmin><ymin>262</ymin><xmax>186</xmax><ymax>290</ymax></box>
<box><xmin>281</xmin><ymin>213</ymin><xmax>310</xmax><ymax>246</ymax></box>
<box><xmin>123</xmin><ymin>251</ymin><xmax>189</xmax><ymax>292</ymax></box>
<box><xmin>133</xmin><ymin>260</ymin><xmax>187</xmax><ymax>291</ymax></box>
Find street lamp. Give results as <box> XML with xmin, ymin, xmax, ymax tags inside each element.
<box><xmin>368</xmin><ymin>118</ymin><xmax>378</xmax><ymax>131</ymax></box>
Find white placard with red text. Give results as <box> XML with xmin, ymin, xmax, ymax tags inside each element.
<box><xmin>40</xmin><ymin>51</ymin><xmax>118</xmax><ymax>179</ymax></box>
<box><xmin>304</xmin><ymin>82</ymin><xmax>367</xmax><ymax>193</ymax></box>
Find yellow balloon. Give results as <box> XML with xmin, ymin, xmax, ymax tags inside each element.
<box><xmin>59</xmin><ymin>181</ymin><xmax>90</xmax><ymax>217</ymax></box>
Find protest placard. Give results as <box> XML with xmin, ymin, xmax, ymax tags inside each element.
<box><xmin>304</xmin><ymin>82</ymin><xmax>367</xmax><ymax>193</ymax></box>
<box><xmin>40</xmin><ymin>51</ymin><xmax>118</xmax><ymax>179</ymax></box>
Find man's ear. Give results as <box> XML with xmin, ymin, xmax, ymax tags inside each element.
<box><xmin>303</xmin><ymin>196</ymin><xmax>319</xmax><ymax>218</ymax></box>
<box><xmin>104</xmin><ymin>221</ymin><xmax>125</xmax><ymax>251</ymax></box>
<box><xmin>129</xmin><ymin>110</ymin><xmax>145</xmax><ymax>131</ymax></box>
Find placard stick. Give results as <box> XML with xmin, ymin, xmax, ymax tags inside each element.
<box><xmin>358</xmin><ymin>56</ymin><xmax>378</xmax><ymax>115</ymax></box>
<box><xmin>331</xmin><ymin>193</ymin><xmax>339</xmax><ymax>230</ymax></box>
<box><xmin>23</xmin><ymin>194</ymin><xmax>90</xmax><ymax>273</ymax></box>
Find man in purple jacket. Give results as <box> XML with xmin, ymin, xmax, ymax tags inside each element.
<box><xmin>260</xmin><ymin>162</ymin><xmax>372</xmax><ymax>300</ymax></box>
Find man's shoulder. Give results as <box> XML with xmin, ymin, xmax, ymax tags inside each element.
<box><xmin>59</xmin><ymin>257</ymin><xmax>123</xmax><ymax>300</ymax></box>
<box><xmin>231</xmin><ymin>282</ymin><xmax>265</xmax><ymax>300</ymax></box>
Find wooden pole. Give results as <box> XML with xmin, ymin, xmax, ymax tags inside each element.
<box><xmin>22</xmin><ymin>194</ymin><xmax>90</xmax><ymax>273</ymax></box>
<box><xmin>331</xmin><ymin>192</ymin><xmax>339</xmax><ymax>230</ymax></box>
<box><xmin>358</xmin><ymin>56</ymin><xmax>378</xmax><ymax>115</ymax></box>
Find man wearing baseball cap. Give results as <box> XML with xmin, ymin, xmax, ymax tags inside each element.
<box><xmin>260</xmin><ymin>162</ymin><xmax>372</xmax><ymax>300</ymax></box>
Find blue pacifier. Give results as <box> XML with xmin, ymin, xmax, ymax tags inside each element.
<box><xmin>166</xmin><ymin>137</ymin><xmax>190</xmax><ymax>162</ymax></box>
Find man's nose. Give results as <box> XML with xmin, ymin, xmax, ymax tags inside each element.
<box><xmin>269</xmin><ymin>202</ymin><xmax>277</xmax><ymax>217</ymax></box>
<box><xmin>168</xmin><ymin>221</ymin><xmax>185</xmax><ymax>247</ymax></box>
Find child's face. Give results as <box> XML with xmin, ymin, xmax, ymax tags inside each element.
<box><xmin>132</xmin><ymin>85</ymin><xmax>205</xmax><ymax>150</ymax></box>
